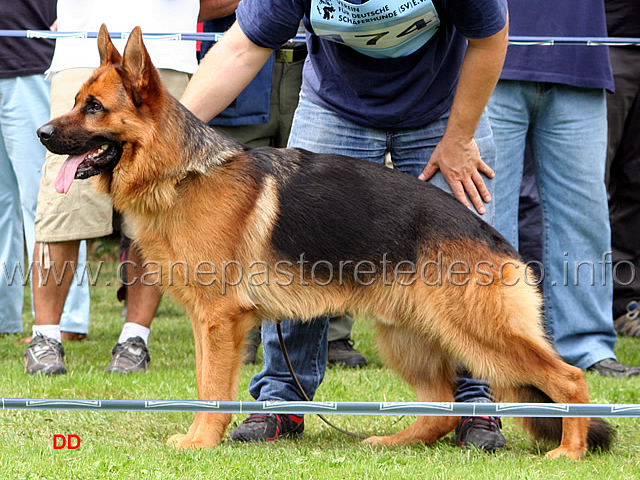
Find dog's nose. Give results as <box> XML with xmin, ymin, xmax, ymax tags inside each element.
<box><xmin>37</xmin><ymin>123</ymin><xmax>56</xmax><ymax>141</ymax></box>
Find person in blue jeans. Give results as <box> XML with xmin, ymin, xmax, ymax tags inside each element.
<box><xmin>182</xmin><ymin>0</ymin><xmax>509</xmax><ymax>449</ymax></box>
<box><xmin>0</xmin><ymin>0</ymin><xmax>90</xmax><ymax>338</ymax></box>
<box><xmin>487</xmin><ymin>0</ymin><xmax>640</xmax><ymax>378</ymax></box>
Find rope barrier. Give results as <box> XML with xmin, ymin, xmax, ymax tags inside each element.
<box><xmin>3</xmin><ymin>399</ymin><xmax>640</xmax><ymax>417</ymax></box>
<box><xmin>1</xmin><ymin>31</ymin><xmax>640</xmax><ymax>46</ymax></box>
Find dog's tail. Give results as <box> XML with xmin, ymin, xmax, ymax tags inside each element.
<box><xmin>511</xmin><ymin>385</ymin><xmax>615</xmax><ymax>451</ymax></box>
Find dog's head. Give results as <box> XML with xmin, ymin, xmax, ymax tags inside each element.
<box><xmin>37</xmin><ymin>24</ymin><xmax>163</xmax><ymax>194</ymax></box>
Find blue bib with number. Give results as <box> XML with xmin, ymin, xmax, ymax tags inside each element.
<box><xmin>310</xmin><ymin>0</ymin><xmax>440</xmax><ymax>58</ymax></box>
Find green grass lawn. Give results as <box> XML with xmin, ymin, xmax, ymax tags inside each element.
<box><xmin>2</xmin><ymin>236</ymin><xmax>640</xmax><ymax>479</ymax></box>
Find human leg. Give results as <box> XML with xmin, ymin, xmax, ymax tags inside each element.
<box><xmin>486</xmin><ymin>79</ymin><xmax>531</xmax><ymax>246</ymax></box>
<box><xmin>32</xmin><ymin>241</ymin><xmax>82</xmax><ymax>328</ymax></box>
<box><xmin>0</xmin><ymin>104</ymin><xmax>25</xmax><ymax>334</ymax></box>
<box><xmin>3</xmin><ymin>75</ymin><xmax>89</xmax><ymax>341</ymax></box>
<box><xmin>532</xmin><ymin>85</ymin><xmax>624</xmax><ymax>370</ymax></box>
<box><xmin>0</xmin><ymin>147</ymin><xmax>24</xmax><ymax>333</ymax></box>
<box><xmin>249</xmin><ymin>94</ymin><xmax>385</xmax><ymax>402</ymax></box>
<box><xmin>59</xmin><ymin>240</ymin><xmax>90</xmax><ymax>336</ymax></box>
<box><xmin>231</xmin><ymin>317</ymin><xmax>329</xmax><ymax>441</ymax></box>
<box><xmin>25</xmin><ymin>240</ymin><xmax>82</xmax><ymax>374</ymax></box>
<box><xmin>232</xmin><ymin>95</ymin><xmax>386</xmax><ymax>439</ymax></box>
<box><xmin>273</xmin><ymin>57</ymin><xmax>304</xmax><ymax>148</ymax></box>
<box><xmin>517</xmin><ymin>145</ymin><xmax>544</xmax><ymax>279</ymax></box>
<box><xmin>27</xmin><ymin>69</ymin><xmax>112</xmax><ymax>374</ymax></box>
<box><xmin>105</xmin><ymin>241</ymin><xmax>158</xmax><ymax>373</ymax></box>
<box><xmin>250</xmin><ymin>94</ymin><xmax>385</xmax><ymax>398</ymax></box>
<box><xmin>105</xmin><ymin>69</ymin><xmax>191</xmax><ymax>373</ymax></box>
<box><xmin>0</xmin><ymin>75</ymin><xmax>51</xmax><ymax>333</ymax></box>
<box><xmin>286</xmin><ymin>94</ymin><xmax>374</xmax><ymax>367</ymax></box>
<box><xmin>246</xmin><ymin>95</ymin><xmax>502</xmax><ymax>446</ymax></box>
<box><xmin>390</xmin><ymin>106</ymin><xmax>506</xmax><ymax>449</ymax></box>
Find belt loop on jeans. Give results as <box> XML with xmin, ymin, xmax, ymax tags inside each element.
<box><xmin>276</xmin><ymin>44</ymin><xmax>307</xmax><ymax>63</ymax></box>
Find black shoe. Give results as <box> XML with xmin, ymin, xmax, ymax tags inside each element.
<box><xmin>229</xmin><ymin>414</ymin><xmax>304</xmax><ymax>442</ymax></box>
<box><xmin>453</xmin><ymin>416</ymin><xmax>506</xmax><ymax>451</ymax></box>
<box><xmin>105</xmin><ymin>336</ymin><xmax>150</xmax><ymax>373</ymax></box>
<box><xmin>587</xmin><ymin>358</ymin><xmax>640</xmax><ymax>378</ymax></box>
<box><xmin>327</xmin><ymin>339</ymin><xmax>367</xmax><ymax>368</ymax></box>
<box><xmin>24</xmin><ymin>333</ymin><xmax>67</xmax><ymax>375</ymax></box>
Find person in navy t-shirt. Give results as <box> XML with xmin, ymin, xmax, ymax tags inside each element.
<box><xmin>181</xmin><ymin>0</ymin><xmax>509</xmax><ymax>448</ymax></box>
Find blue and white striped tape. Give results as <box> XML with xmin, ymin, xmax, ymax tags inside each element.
<box><xmin>3</xmin><ymin>399</ymin><xmax>640</xmax><ymax>417</ymax></box>
<box><xmin>1</xmin><ymin>30</ymin><xmax>640</xmax><ymax>46</ymax></box>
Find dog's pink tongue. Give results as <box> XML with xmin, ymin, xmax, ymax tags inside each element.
<box><xmin>55</xmin><ymin>154</ymin><xmax>86</xmax><ymax>194</ymax></box>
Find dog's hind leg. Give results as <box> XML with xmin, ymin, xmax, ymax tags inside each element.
<box><xmin>364</xmin><ymin>323</ymin><xmax>459</xmax><ymax>446</ymax></box>
<box><xmin>167</xmin><ymin>302</ymin><xmax>256</xmax><ymax>449</ymax></box>
<box><xmin>432</xmin><ymin>264</ymin><xmax>599</xmax><ymax>459</ymax></box>
<box><xmin>513</xmin><ymin>350</ymin><xmax>591</xmax><ymax>460</ymax></box>
<box><xmin>457</xmin><ymin>320</ymin><xmax>592</xmax><ymax>459</ymax></box>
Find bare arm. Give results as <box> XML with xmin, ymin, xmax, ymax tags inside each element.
<box><xmin>419</xmin><ymin>19</ymin><xmax>508</xmax><ymax>214</ymax></box>
<box><xmin>198</xmin><ymin>0</ymin><xmax>240</xmax><ymax>22</ymax></box>
<box><xmin>180</xmin><ymin>21</ymin><xmax>273</xmax><ymax>122</ymax></box>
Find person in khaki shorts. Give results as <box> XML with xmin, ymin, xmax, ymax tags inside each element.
<box><xmin>24</xmin><ymin>0</ymin><xmax>199</xmax><ymax>375</ymax></box>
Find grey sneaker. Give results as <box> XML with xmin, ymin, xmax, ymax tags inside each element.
<box><xmin>105</xmin><ymin>336</ymin><xmax>150</xmax><ymax>373</ymax></box>
<box><xmin>614</xmin><ymin>300</ymin><xmax>640</xmax><ymax>337</ymax></box>
<box><xmin>587</xmin><ymin>358</ymin><xmax>640</xmax><ymax>378</ymax></box>
<box><xmin>24</xmin><ymin>333</ymin><xmax>67</xmax><ymax>375</ymax></box>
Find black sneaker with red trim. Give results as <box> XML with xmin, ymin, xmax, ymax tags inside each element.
<box><xmin>229</xmin><ymin>414</ymin><xmax>304</xmax><ymax>442</ymax></box>
<box><xmin>453</xmin><ymin>416</ymin><xmax>506</xmax><ymax>451</ymax></box>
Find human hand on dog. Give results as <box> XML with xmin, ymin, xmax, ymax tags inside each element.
<box><xmin>419</xmin><ymin>134</ymin><xmax>494</xmax><ymax>215</ymax></box>
<box><xmin>418</xmin><ymin>25</ymin><xmax>505</xmax><ymax>215</ymax></box>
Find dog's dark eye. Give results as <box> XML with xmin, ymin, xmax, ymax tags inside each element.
<box><xmin>87</xmin><ymin>100</ymin><xmax>104</xmax><ymax>113</ymax></box>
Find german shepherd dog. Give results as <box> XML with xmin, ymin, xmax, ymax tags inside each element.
<box><xmin>37</xmin><ymin>25</ymin><xmax>613</xmax><ymax>459</ymax></box>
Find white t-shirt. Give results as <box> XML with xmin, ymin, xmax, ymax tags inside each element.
<box><xmin>47</xmin><ymin>0</ymin><xmax>199</xmax><ymax>75</ymax></box>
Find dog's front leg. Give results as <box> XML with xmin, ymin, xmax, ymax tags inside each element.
<box><xmin>168</xmin><ymin>304</ymin><xmax>255</xmax><ymax>449</ymax></box>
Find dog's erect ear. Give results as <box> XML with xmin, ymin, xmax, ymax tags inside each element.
<box><xmin>97</xmin><ymin>24</ymin><xmax>122</xmax><ymax>67</ymax></box>
<box><xmin>121</xmin><ymin>26</ymin><xmax>156</xmax><ymax>99</ymax></box>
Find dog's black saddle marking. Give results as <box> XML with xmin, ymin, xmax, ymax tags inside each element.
<box><xmin>263</xmin><ymin>149</ymin><xmax>517</xmax><ymax>269</ymax></box>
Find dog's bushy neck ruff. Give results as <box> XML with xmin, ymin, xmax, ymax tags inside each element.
<box><xmin>176</xmin><ymin>99</ymin><xmax>247</xmax><ymax>174</ymax></box>
<box><xmin>90</xmin><ymin>24</ymin><xmax>247</xmax><ymax>217</ymax></box>
<box><xmin>97</xmin><ymin>77</ymin><xmax>246</xmax><ymax>217</ymax></box>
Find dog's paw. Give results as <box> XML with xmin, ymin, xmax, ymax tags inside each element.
<box><xmin>167</xmin><ymin>433</ymin><xmax>188</xmax><ymax>446</ymax></box>
<box><xmin>362</xmin><ymin>435</ymin><xmax>390</xmax><ymax>446</ymax></box>
<box><xmin>167</xmin><ymin>433</ymin><xmax>220</xmax><ymax>450</ymax></box>
<box><xmin>545</xmin><ymin>446</ymin><xmax>586</xmax><ymax>460</ymax></box>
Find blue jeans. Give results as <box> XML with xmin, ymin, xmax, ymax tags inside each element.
<box><xmin>0</xmin><ymin>75</ymin><xmax>89</xmax><ymax>334</ymax></box>
<box><xmin>249</xmin><ymin>93</ymin><xmax>496</xmax><ymax>403</ymax></box>
<box><xmin>487</xmin><ymin>80</ymin><xmax>616</xmax><ymax>369</ymax></box>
